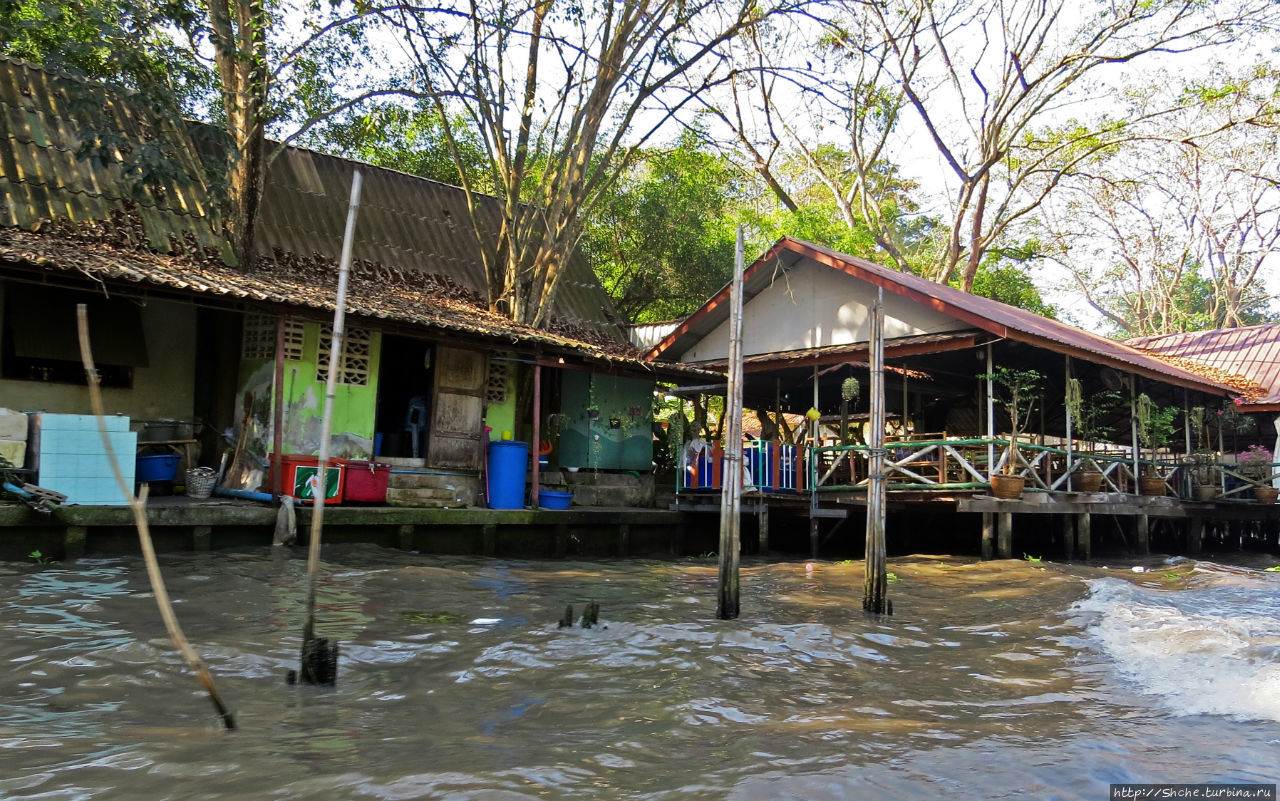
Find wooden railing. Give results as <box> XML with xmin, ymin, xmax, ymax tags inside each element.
<box><xmin>807</xmin><ymin>437</ymin><xmax>1278</xmax><ymax>499</ymax></box>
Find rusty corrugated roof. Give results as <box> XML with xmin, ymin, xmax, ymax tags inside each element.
<box><xmin>0</xmin><ymin>55</ymin><xmax>625</xmax><ymax>342</ymax></box>
<box><xmin>650</xmin><ymin>237</ymin><xmax>1251</xmax><ymax>398</ymax></box>
<box><xmin>1128</xmin><ymin>324</ymin><xmax>1280</xmax><ymax>409</ymax></box>
<box><xmin>0</xmin><ymin>221</ymin><xmax>657</xmax><ymax>365</ymax></box>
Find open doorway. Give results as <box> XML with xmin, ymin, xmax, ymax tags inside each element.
<box><xmin>374</xmin><ymin>335</ymin><xmax>433</xmax><ymax>458</ymax></box>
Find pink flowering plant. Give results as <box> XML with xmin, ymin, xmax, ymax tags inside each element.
<box><xmin>1237</xmin><ymin>445</ymin><xmax>1275</xmax><ymax>479</ymax></box>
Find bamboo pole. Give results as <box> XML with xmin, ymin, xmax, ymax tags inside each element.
<box><xmin>985</xmin><ymin>345</ymin><xmax>995</xmax><ymax>480</ymax></box>
<box><xmin>1064</xmin><ymin>356</ymin><xmax>1074</xmax><ymax>485</ymax></box>
<box><xmin>271</xmin><ymin>314</ymin><xmax>286</xmax><ymax>498</ymax></box>
<box><xmin>77</xmin><ymin>306</ymin><xmax>235</xmax><ymax>730</ymax></box>
<box><xmin>863</xmin><ymin>287</ymin><xmax>889</xmax><ymax>615</ymax></box>
<box><xmin>531</xmin><ymin>352</ymin><xmax>541</xmax><ymax>509</ymax></box>
<box><xmin>299</xmin><ymin>169</ymin><xmax>363</xmax><ymax>685</ymax></box>
<box><xmin>716</xmin><ymin>226</ymin><xmax>745</xmax><ymax>620</ymax></box>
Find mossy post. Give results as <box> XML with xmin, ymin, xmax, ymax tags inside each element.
<box><xmin>717</xmin><ymin>227</ymin><xmax>745</xmax><ymax>620</ymax></box>
<box><xmin>863</xmin><ymin>287</ymin><xmax>890</xmax><ymax>615</ymax></box>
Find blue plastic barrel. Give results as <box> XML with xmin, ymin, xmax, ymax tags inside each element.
<box><xmin>487</xmin><ymin>440</ymin><xmax>529</xmax><ymax>509</ymax></box>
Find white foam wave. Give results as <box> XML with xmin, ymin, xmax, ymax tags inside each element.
<box><xmin>1071</xmin><ymin>573</ymin><xmax>1280</xmax><ymax>722</ymax></box>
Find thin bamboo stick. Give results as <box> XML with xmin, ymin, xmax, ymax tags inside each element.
<box><xmin>76</xmin><ymin>305</ymin><xmax>235</xmax><ymax>730</ymax></box>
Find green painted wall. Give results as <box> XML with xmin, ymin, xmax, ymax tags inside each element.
<box><xmin>484</xmin><ymin>354</ymin><xmax>516</xmax><ymax>441</ymax></box>
<box><xmin>559</xmin><ymin>372</ymin><xmax>653</xmax><ymax>470</ymax></box>
<box><xmin>238</xmin><ymin>322</ymin><xmax>382</xmax><ymax>460</ymax></box>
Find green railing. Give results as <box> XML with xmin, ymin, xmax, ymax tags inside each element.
<box><xmin>807</xmin><ymin>437</ymin><xmax>1278</xmax><ymax>500</ymax></box>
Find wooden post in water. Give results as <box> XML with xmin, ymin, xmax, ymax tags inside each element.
<box><xmin>1136</xmin><ymin>513</ymin><xmax>1150</xmax><ymax>555</ymax></box>
<box><xmin>299</xmin><ymin>169</ymin><xmax>363</xmax><ymax>686</ymax></box>
<box><xmin>716</xmin><ymin>226</ymin><xmax>746</xmax><ymax>620</ymax></box>
<box><xmin>997</xmin><ymin>511</ymin><xmax>1013</xmax><ymax>559</ymax></box>
<box><xmin>1077</xmin><ymin>512</ymin><xmax>1092</xmax><ymax>561</ymax></box>
<box><xmin>863</xmin><ymin>287</ymin><xmax>890</xmax><ymax>615</ymax></box>
<box><xmin>981</xmin><ymin>512</ymin><xmax>994</xmax><ymax>561</ymax></box>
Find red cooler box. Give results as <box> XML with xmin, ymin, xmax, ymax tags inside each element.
<box><xmin>279</xmin><ymin>454</ymin><xmax>346</xmax><ymax>505</ymax></box>
<box><xmin>344</xmin><ymin>460</ymin><xmax>390</xmax><ymax>503</ymax></box>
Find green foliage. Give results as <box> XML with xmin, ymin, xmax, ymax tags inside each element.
<box><xmin>1077</xmin><ymin>390</ymin><xmax>1124</xmax><ymax>444</ymax></box>
<box><xmin>585</xmin><ymin>132</ymin><xmax>742</xmax><ymax>323</ymax></box>
<box><xmin>965</xmin><ymin>247</ymin><xmax>1057</xmax><ymax>317</ymax></box>
<box><xmin>311</xmin><ymin>102</ymin><xmax>493</xmax><ymax>191</ymax></box>
<box><xmin>980</xmin><ymin>366</ymin><xmax>1044</xmax><ymax>473</ymax></box>
<box><xmin>1135</xmin><ymin>393</ymin><xmax>1178</xmax><ymax>450</ymax></box>
<box><xmin>28</xmin><ymin>550</ymin><xmax>54</xmax><ymax>564</ymax></box>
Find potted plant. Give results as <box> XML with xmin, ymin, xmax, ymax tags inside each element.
<box><xmin>1070</xmin><ymin>385</ymin><xmax>1125</xmax><ymax>492</ymax></box>
<box><xmin>1237</xmin><ymin>445</ymin><xmax>1277</xmax><ymax>503</ymax></box>
<box><xmin>1136</xmin><ymin>394</ymin><xmax>1178</xmax><ymax>496</ymax></box>
<box><xmin>980</xmin><ymin>366</ymin><xmax>1044</xmax><ymax>499</ymax></box>
<box><xmin>1188</xmin><ymin>450</ymin><xmax>1220</xmax><ymax>502</ymax></box>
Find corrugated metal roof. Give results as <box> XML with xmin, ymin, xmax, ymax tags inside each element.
<box><xmin>649</xmin><ymin>237</ymin><xmax>1255</xmax><ymax>398</ymax></box>
<box><xmin>0</xmin><ymin>223</ymin><xmax>658</xmax><ymax>366</ymax></box>
<box><xmin>0</xmin><ymin>56</ymin><xmax>624</xmax><ymax>340</ymax></box>
<box><xmin>1128</xmin><ymin>324</ymin><xmax>1280</xmax><ymax>409</ymax></box>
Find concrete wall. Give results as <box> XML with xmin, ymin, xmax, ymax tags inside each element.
<box><xmin>677</xmin><ymin>260</ymin><xmax>967</xmax><ymax>362</ymax></box>
<box><xmin>0</xmin><ymin>284</ymin><xmax>196</xmax><ymax>422</ymax></box>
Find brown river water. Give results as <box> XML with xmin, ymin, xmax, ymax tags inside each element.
<box><xmin>2</xmin><ymin>545</ymin><xmax>1278</xmax><ymax>799</ymax></box>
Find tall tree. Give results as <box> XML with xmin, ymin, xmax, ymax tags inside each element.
<box><xmin>380</xmin><ymin>0</ymin><xmax>784</xmax><ymax>326</ymax></box>
<box><xmin>716</xmin><ymin>0</ymin><xmax>1278</xmax><ymax>290</ymax></box>
<box><xmin>1041</xmin><ymin>68</ymin><xmax>1280</xmax><ymax>335</ymax></box>
<box><xmin>1</xmin><ymin>0</ymin><xmax>396</xmax><ymax>268</ymax></box>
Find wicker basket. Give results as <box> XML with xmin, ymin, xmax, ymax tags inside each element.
<box><xmin>185</xmin><ymin>467</ymin><xmax>219</xmax><ymax>499</ymax></box>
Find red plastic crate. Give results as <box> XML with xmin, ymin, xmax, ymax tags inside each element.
<box><xmin>344</xmin><ymin>460</ymin><xmax>390</xmax><ymax>503</ymax></box>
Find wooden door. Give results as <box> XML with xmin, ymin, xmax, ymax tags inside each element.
<box><xmin>427</xmin><ymin>346</ymin><xmax>486</xmax><ymax>470</ymax></box>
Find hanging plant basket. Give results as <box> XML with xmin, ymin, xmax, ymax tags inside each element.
<box><xmin>990</xmin><ymin>473</ymin><xmax>1025</xmax><ymax>500</ymax></box>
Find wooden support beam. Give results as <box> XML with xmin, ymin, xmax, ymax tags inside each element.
<box><xmin>757</xmin><ymin>502</ymin><xmax>769</xmax><ymax>555</ymax></box>
<box><xmin>1135</xmin><ymin>514</ymin><xmax>1149</xmax><ymax>555</ymax></box>
<box><xmin>1077</xmin><ymin>513</ymin><xmax>1092</xmax><ymax>561</ymax></box>
<box><xmin>617</xmin><ymin>524</ymin><xmax>630</xmax><ymax>557</ymax></box>
<box><xmin>397</xmin><ymin>524</ymin><xmax>414</xmax><ymax>551</ymax></box>
<box><xmin>997</xmin><ymin>511</ymin><xmax>1013</xmax><ymax>559</ymax></box>
<box><xmin>981</xmin><ymin>512</ymin><xmax>994</xmax><ymax>560</ymax></box>
<box><xmin>1062</xmin><ymin>515</ymin><xmax>1075</xmax><ymax>561</ymax></box>
<box><xmin>192</xmin><ymin>525</ymin><xmax>212</xmax><ymax>551</ymax></box>
<box><xmin>1186</xmin><ymin>517</ymin><xmax>1203</xmax><ymax>555</ymax></box>
<box><xmin>482</xmin><ymin>524</ymin><xmax>497</xmax><ymax>556</ymax></box>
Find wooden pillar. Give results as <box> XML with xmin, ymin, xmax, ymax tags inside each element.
<box><xmin>863</xmin><ymin>286</ymin><xmax>889</xmax><ymax>614</ymax></box>
<box><xmin>192</xmin><ymin>525</ymin><xmax>212</xmax><ymax>551</ymax></box>
<box><xmin>1076</xmin><ymin>513</ymin><xmax>1092</xmax><ymax>560</ymax></box>
<box><xmin>617</xmin><ymin>524</ymin><xmax>630</xmax><ymax>557</ymax></box>
<box><xmin>997</xmin><ymin>511</ymin><xmax>1013</xmax><ymax>559</ymax></box>
<box><xmin>63</xmin><ymin>525</ymin><xmax>87</xmax><ymax>561</ymax></box>
<box><xmin>1062</xmin><ymin>514</ymin><xmax>1075</xmax><ymax>560</ymax></box>
<box><xmin>1186</xmin><ymin>517</ymin><xmax>1203</xmax><ymax>555</ymax></box>
<box><xmin>981</xmin><ymin>512</ymin><xmax>994</xmax><ymax>561</ymax></box>
<box><xmin>397</xmin><ymin>524</ymin><xmax>414</xmax><ymax>551</ymax></box>
<box><xmin>672</xmin><ymin>519</ymin><xmax>685</xmax><ymax>557</ymax></box>
<box><xmin>810</xmin><ymin>494</ymin><xmax>820</xmax><ymax>559</ymax></box>
<box><xmin>1135</xmin><ymin>514</ymin><xmax>1149</xmax><ymax>555</ymax></box>
<box><xmin>716</xmin><ymin>226</ymin><xmax>745</xmax><ymax>620</ymax></box>
<box><xmin>554</xmin><ymin>523</ymin><xmax>569</xmax><ymax>558</ymax></box>
<box><xmin>757</xmin><ymin>501</ymin><xmax>769</xmax><ymax>555</ymax></box>
<box><xmin>985</xmin><ymin>345</ymin><xmax>995</xmax><ymax>480</ymax></box>
<box><xmin>482</xmin><ymin>523</ymin><xmax>497</xmax><ymax>556</ymax></box>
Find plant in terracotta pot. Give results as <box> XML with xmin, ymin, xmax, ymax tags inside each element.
<box><xmin>1136</xmin><ymin>394</ymin><xmax>1178</xmax><ymax>495</ymax></box>
<box><xmin>980</xmin><ymin>366</ymin><xmax>1044</xmax><ymax>499</ymax></box>
<box><xmin>1188</xmin><ymin>449</ymin><xmax>1221</xmax><ymax>501</ymax></box>
<box><xmin>1237</xmin><ymin>445</ymin><xmax>1277</xmax><ymax>503</ymax></box>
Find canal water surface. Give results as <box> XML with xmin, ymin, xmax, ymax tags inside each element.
<box><xmin>2</xmin><ymin>545</ymin><xmax>1278</xmax><ymax>799</ymax></box>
